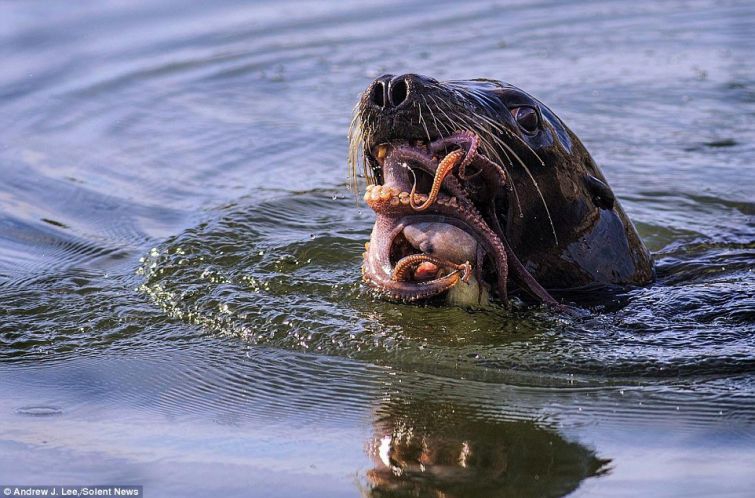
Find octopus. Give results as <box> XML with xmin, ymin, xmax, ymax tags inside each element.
<box><xmin>361</xmin><ymin>132</ymin><xmax>558</xmax><ymax>308</ymax></box>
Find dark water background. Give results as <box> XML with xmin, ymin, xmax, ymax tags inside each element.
<box><xmin>1</xmin><ymin>0</ymin><xmax>754</xmax><ymax>496</ymax></box>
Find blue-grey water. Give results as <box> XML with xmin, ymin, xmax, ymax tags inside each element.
<box><xmin>1</xmin><ymin>0</ymin><xmax>753</xmax><ymax>496</ymax></box>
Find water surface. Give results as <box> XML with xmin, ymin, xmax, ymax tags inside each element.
<box><xmin>1</xmin><ymin>0</ymin><xmax>754</xmax><ymax>496</ymax></box>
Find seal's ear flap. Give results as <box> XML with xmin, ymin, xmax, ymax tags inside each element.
<box><xmin>584</xmin><ymin>175</ymin><xmax>615</xmax><ymax>210</ymax></box>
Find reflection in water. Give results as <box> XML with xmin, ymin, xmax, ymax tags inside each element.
<box><xmin>365</xmin><ymin>398</ymin><xmax>607</xmax><ymax>497</ymax></box>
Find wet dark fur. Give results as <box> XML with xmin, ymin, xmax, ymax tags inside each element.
<box><xmin>350</xmin><ymin>74</ymin><xmax>654</xmax><ymax>293</ymax></box>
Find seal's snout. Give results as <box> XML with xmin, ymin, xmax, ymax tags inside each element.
<box><xmin>360</xmin><ymin>73</ymin><xmax>445</xmax><ymax>147</ymax></box>
<box><xmin>369</xmin><ymin>73</ymin><xmax>433</xmax><ymax>110</ymax></box>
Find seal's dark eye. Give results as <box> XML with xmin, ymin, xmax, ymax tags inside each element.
<box><xmin>511</xmin><ymin>107</ymin><xmax>539</xmax><ymax>133</ymax></box>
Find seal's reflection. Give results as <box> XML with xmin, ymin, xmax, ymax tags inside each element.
<box><xmin>365</xmin><ymin>398</ymin><xmax>609</xmax><ymax>497</ymax></box>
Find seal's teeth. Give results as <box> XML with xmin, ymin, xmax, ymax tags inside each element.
<box><xmin>379</xmin><ymin>189</ymin><xmax>391</xmax><ymax>200</ymax></box>
<box><xmin>449</xmin><ymin>197</ymin><xmax>458</xmax><ymax>207</ymax></box>
<box><xmin>399</xmin><ymin>191</ymin><xmax>410</xmax><ymax>200</ymax></box>
<box><xmin>390</xmin><ymin>197</ymin><xmax>399</xmax><ymax>206</ymax></box>
<box><xmin>400</xmin><ymin>196</ymin><xmax>410</xmax><ymax>205</ymax></box>
<box><xmin>437</xmin><ymin>197</ymin><xmax>447</xmax><ymax>206</ymax></box>
<box><xmin>370</xmin><ymin>189</ymin><xmax>381</xmax><ymax>201</ymax></box>
<box><xmin>413</xmin><ymin>193</ymin><xmax>428</xmax><ymax>203</ymax></box>
<box><xmin>389</xmin><ymin>187</ymin><xmax>399</xmax><ymax>196</ymax></box>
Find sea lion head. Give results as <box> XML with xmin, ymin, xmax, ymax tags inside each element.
<box><xmin>349</xmin><ymin>74</ymin><xmax>652</xmax><ymax>305</ymax></box>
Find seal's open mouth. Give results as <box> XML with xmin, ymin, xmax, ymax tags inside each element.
<box><xmin>361</xmin><ymin>134</ymin><xmax>511</xmax><ymax>304</ymax></box>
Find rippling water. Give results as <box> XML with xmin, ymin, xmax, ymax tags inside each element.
<box><xmin>1</xmin><ymin>0</ymin><xmax>754</xmax><ymax>496</ymax></box>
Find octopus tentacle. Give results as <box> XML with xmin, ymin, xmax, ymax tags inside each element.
<box><xmin>406</xmin><ymin>133</ymin><xmax>509</xmax><ymax>212</ymax></box>
<box><xmin>385</xmin><ymin>146</ymin><xmax>470</xmax><ymax>208</ymax></box>
<box><xmin>365</xmin><ymin>273</ymin><xmax>464</xmax><ymax>302</ymax></box>
<box><xmin>410</xmin><ymin>150</ymin><xmax>464</xmax><ymax>211</ymax></box>
<box><xmin>386</xmin><ymin>144</ymin><xmax>493</xmax><ymax>214</ymax></box>
<box><xmin>470</xmin><ymin>151</ymin><xmax>508</xmax><ymax>187</ymax></box>
<box><xmin>429</xmin><ymin>130</ymin><xmax>479</xmax><ymax>179</ymax></box>
<box><xmin>436</xmin><ymin>132</ymin><xmax>508</xmax><ymax>188</ymax></box>
<box><xmin>486</xmin><ymin>203</ymin><xmax>562</xmax><ymax>309</ymax></box>
<box><xmin>362</xmin><ymin>251</ymin><xmax>469</xmax><ymax>302</ymax></box>
<box><xmin>391</xmin><ymin>254</ymin><xmax>471</xmax><ymax>283</ymax></box>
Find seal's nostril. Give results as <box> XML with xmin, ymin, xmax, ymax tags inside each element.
<box><xmin>371</xmin><ymin>81</ymin><xmax>386</xmax><ymax>108</ymax></box>
<box><xmin>390</xmin><ymin>78</ymin><xmax>409</xmax><ymax>107</ymax></box>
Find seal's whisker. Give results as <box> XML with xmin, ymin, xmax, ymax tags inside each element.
<box><xmin>417</xmin><ymin>102</ymin><xmax>433</xmax><ymax>145</ymax></box>
<box><xmin>446</xmin><ymin>111</ymin><xmax>524</xmax><ymax>220</ymax></box>
<box><xmin>469</xmin><ymin>119</ymin><xmax>525</xmax><ymax>218</ymax></box>
<box><xmin>453</xmin><ymin>114</ymin><xmax>506</xmax><ymax>173</ymax></box>
<box><xmin>476</xmin><ymin>112</ymin><xmax>547</xmax><ymax>167</ymax></box>
<box><xmin>364</xmin><ymin>123</ymin><xmax>377</xmax><ymax>185</ymax></box>
<box><xmin>482</xmin><ymin>132</ymin><xmax>523</xmax><ymax>213</ymax></box>
<box><xmin>350</xmin><ymin>111</ymin><xmax>379</xmax><ymax>192</ymax></box>
<box><xmin>469</xmin><ymin>120</ymin><xmax>523</xmax><ymax>218</ymax></box>
<box><xmin>421</xmin><ymin>95</ymin><xmax>444</xmax><ymax>142</ymax></box>
<box><xmin>487</xmin><ymin>128</ymin><xmax>558</xmax><ymax>245</ymax></box>
<box><xmin>347</xmin><ymin>105</ymin><xmax>363</xmax><ymax>196</ymax></box>
<box><xmin>501</xmin><ymin>125</ymin><xmax>546</xmax><ymax>167</ymax></box>
<box><xmin>429</xmin><ymin>95</ymin><xmax>465</xmax><ymax>136</ymax></box>
<box><xmin>457</xmin><ymin>111</ymin><xmax>540</xmax><ymax>226</ymax></box>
